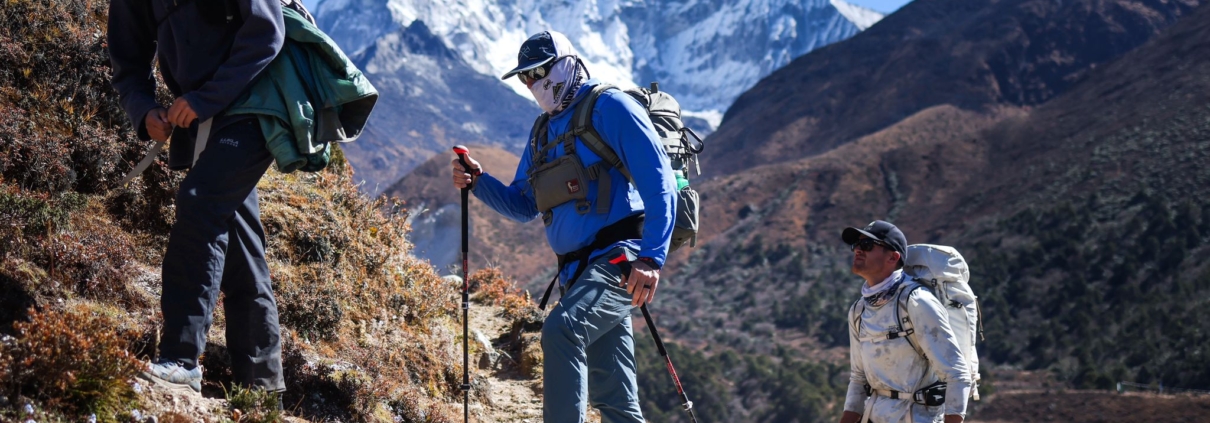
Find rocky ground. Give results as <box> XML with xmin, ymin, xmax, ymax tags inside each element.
<box><xmin>123</xmin><ymin>297</ymin><xmax>607</xmax><ymax>423</ymax></box>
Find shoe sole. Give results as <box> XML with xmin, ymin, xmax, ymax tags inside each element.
<box><xmin>139</xmin><ymin>371</ymin><xmax>202</xmax><ymax>395</ymax></box>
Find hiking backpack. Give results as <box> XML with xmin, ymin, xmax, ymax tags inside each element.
<box><xmin>529</xmin><ymin>82</ymin><xmax>704</xmax><ymax>251</ymax></box>
<box><xmin>902</xmin><ymin>243</ymin><xmax>983</xmax><ymax>400</ymax></box>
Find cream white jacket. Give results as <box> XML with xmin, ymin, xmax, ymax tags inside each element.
<box><xmin>843</xmin><ymin>271</ymin><xmax>973</xmax><ymax>423</ymax></box>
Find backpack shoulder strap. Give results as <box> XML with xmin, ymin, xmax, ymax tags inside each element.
<box><xmin>892</xmin><ymin>280</ymin><xmax>928</xmax><ymax>357</ymax></box>
<box><xmin>528</xmin><ymin>113</ymin><xmax>551</xmax><ymax>169</ymax></box>
<box><xmin>572</xmin><ymin>84</ymin><xmax>633</xmax><ymax>182</ymax></box>
<box><xmin>849</xmin><ymin>298</ymin><xmax>865</xmax><ymax>338</ymax></box>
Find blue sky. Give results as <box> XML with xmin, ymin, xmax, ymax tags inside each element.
<box><xmin>846</xmin><ymin>0</ymin><xmax>912</xmax><ymax>13</ymax></box>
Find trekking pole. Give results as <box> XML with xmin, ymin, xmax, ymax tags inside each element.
<box><xmin>619</xmin><ymin>261</ymin><xmax>699</xmax><ymax>422</ymax></box>
<box><xmin>452</xmin><ymin>145</ymin><xmax>479</xmax><ymax>423</ymax></box>
<box><xmin>640</xmin><ymin>304</ymin><xmax>699</xmax><ymax>423</ymax></box>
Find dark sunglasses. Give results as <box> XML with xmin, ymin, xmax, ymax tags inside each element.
<box><xmin>518</xmin><ymin>64</ymin><xmax>550</xmax><ymax>85</ymax></box>
<box><xmin>851</xmin><ymin>238</ymin><xmax>889</xmax><ymax>252</ymax></box>
<box><xmin>518</xmin><ymin>56</ymin><xmax>570</xmax><ymax>85</ymax></box>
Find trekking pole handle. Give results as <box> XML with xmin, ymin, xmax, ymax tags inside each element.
<box><xmin>452</xmin><ymin>145</ymin><xmax>481</xmax><ymax>180</ymax></box>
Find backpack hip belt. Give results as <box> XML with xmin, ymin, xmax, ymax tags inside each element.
<box><xmin>537</xmin><ymin>213</ymin><xmax>644</xmax><ymax>310</ymax></box>
<box><xmin>864</xmin><ymin>382</ymin><xmax>946</xmax><ymax>406</ymax></box>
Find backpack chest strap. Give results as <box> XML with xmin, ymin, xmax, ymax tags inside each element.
<box><xmin>529</xmin><ymin>84</ymin><xmax>630</xmax><ymax>220</ymax></box>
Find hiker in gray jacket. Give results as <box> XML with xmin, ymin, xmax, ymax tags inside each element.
<box><xmin>839</xmin><ymin>221</ymin><xmax>972</xmax><ymax>423</ymax></box>
<box><xmin>108</xmin><ymin>0</ymin><xmax>285</xmax><ymax>393</ymax></box>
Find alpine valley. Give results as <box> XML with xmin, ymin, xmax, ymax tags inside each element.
<box><xmin>381</xmin><ymin>0</ymin><xmax>1210</xmax><ymax>421</ymax></box>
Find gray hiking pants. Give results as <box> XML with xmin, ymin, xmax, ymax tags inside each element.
<box><xmin>158</xmin><ymin>116</ymin><xmax>284</xmax><ymax>391</ymax></box>
<box><xmin>543</xmin><ymin>246</ymin><xmax>645</xmax><ymax>423</ymax></box>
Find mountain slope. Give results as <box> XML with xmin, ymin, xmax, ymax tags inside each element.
<box><xmin>384</xmin><ymin>145</ymin><xmax>553</xmax><ymax>285</ymax></box>
<box><xmin>317</xmin><ymin>0</ymin><xmax>881</xmax><ymax>117</ymax></box>
<box><xmin>0</xmin><ymin>2</ymin><xmax>546</xmax><ymax>420</ymax></box>
<box><xmin>614</xmin><ymin>4</ymin><xmax>1210</xmax><ymax>421</ymax></box>
<box><xmin>320</xmin><ymin>0</ymin><xmax>885</xmax><ymax>195</ymax></box>
<box><xmin>658</xmin><ymin>0</ymin><xmax>1210</xmax><ymax>402</ymax></box>
<box><xmin>702</xmin><ymin>0</ymin><xmax>1202</xmax><ymax>176</ymax></box>
<box><xmin>345</xmin><ymin>21</ymin><xmax>540</xmax><ymax>196</ymax></box>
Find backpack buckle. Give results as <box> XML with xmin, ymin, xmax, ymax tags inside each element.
<box><xmin>886</xmin><ymin>328</ymin><xmax>914</xmax><ymax>340</ymax></box>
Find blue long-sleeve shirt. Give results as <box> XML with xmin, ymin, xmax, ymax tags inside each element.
<box><xmin>108</xmin><ymin>0</ymin><xmax>284</xmax><ymax>140</ymax></box>
<box><xmin>473</xmin><ymin>80</ymin><xmax>677</xmax><ymax>284</ymax></box>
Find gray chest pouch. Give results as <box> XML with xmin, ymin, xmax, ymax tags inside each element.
<box><xmin>529</xmin><ymin>154</ymin><xmax>593</xmax><ymax>215</ymax></box>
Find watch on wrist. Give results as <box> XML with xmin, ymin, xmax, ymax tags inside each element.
<box><xmin>635</xmin><ymin>256</ymin><xmax>661</xmax><ymax>270</ymax></box>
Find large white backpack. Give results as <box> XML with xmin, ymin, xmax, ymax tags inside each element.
<box><xmin>903</xmin><ymin>244</ymin><xmax>983</xmax><ymax>400</ymax></box>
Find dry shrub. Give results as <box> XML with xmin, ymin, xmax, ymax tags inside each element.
<box><xmin>0</xmin><ymin>186</ymin><xmax>148</xmax><ymax>312</ymax></box>
<box><xmin>0</xmin><ymin>185</ymin><xmax>86</xmax><ymax>238</ymax></box>
<box><xmin>0</xmin><ymin>0</ymin><xmax>143</xmax><ymax>195</ymax></box>
<box><xmin>0</xmin><ymin>305</ymin><xmax>143</xmax><ymax>421</ymax></box>
<box><xmin>258</xmin><ymin>163</ymin><xmax>469</xmax><ymax>422</ymax></box>
<box><xmin>468</xmin><ymin>268</ymin><xmax>537</xmax><ymax>321</ymax></box>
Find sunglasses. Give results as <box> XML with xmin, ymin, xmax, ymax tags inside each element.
<box><xmin>518</xmin><ymin>63</ymin><xmax>551</xmax><ymax>85</ymax></box>
<box><xmin>851</xmin><ymin>238</ymin><xmax>890</xmax><ymax>252</ymax></box>
<box><xmin>518</xmin><ymin>56</ymin><xmax>572</xmax><ymax>85</ymax></box>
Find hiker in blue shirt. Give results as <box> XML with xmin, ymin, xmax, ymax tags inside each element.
<box><xmin>452</xmin><ymin>30</ymin><xmax>677</xmax><ymax>423</ymax></box>
<box><xmin>108</xmin><ymin>0</ymin><xmax>288</xmax><ymax>394</ymax></box>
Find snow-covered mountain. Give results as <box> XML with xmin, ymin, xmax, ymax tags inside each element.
<box><xmin>315</xmin><ymin>0</ymin><xmax>882</xmax><ymax>127</ymax></box>
<box><xmin>338</xmin><ymin>21</ymin><xmax>540</xmax><ymax>196</ymax></box>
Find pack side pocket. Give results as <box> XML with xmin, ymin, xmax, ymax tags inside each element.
<box><xmin>670</xmin><ymin>186</ymin><xmax>699</xmax><ymax>251</ymax></box>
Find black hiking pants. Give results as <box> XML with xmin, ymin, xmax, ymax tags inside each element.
<box><xmin>159</xmin><ymin>116</ymin><xmax>284</xmax><ymax>391</ymax></box>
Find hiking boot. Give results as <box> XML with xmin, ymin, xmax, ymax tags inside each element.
<box><xmin>140</xmin><ymin>359</ymin><xmax>202</xmax><ymax>393</ymax></box>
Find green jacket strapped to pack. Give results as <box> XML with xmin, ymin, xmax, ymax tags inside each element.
<box><xmin>527</xmin><ymin>82</ymin><xmax>703</xmax><ymax>251</ymax></box>
<box><xmin>226</xmin><ymin>6</ymin><xmax>378</xmax><ymax>173</ymax></box>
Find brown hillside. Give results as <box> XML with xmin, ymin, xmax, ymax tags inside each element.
<box><xmin>0</xmin><ymin>2</ymin><xmax>548</xmax><ymax>421</ymax></box>
<box><xmin>701</xmin><ymin>0</ymin><xmax>1202</xmax><ymax>176</ymax></box>
<box><xmin>974</xmin><ymin>391</ymin><xmax>1210</xmax><ymax>422</ymax></box>
<box><xmin>661</xmin><ymin>0</ymin><xmax>1210</xmax><ymax>400</ymax></box>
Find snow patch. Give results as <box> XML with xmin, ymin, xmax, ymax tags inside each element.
<box><xmin>830</xmin><ymin>0</ymin><xmax>885</xmax><ymax>30</ymax></box>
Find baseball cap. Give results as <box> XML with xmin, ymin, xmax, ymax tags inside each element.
<box><xmin>500</xmin><ymin>30</ymin><xmax>577</xmax><ymax>80</ymax></box>
<box><xmin>841</xmin><ymin>220</ymin><xmax>907</xmax><ymax>257</ymax></box>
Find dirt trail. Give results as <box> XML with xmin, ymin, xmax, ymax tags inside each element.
<box><xmin>132</xmin><ymin>300</ymin><xmax>575</xmax><ymax>422</ymax></box>
<box><xmin>466</xmin><ymin>303</ymin><xmax>545</xmax><ymax>422</ymax></box>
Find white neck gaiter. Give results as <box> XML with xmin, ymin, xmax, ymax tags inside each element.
<box><xmin>529</xmin><ymin>56</ymin><xmax>587</xmax><ymax>115</ymax></box>
<box><xmin>861</xmin><ymin>270</ymin><xmax>903</xmax><ymax>308</ymax></box>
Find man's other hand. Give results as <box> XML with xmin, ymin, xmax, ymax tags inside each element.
<box><xmin>167</xmin><ymin>97</ymin><xmax>198</xmax><ymax>128</ymax></box>
<box><xmin>622</xmin><ymin>259</ymin><xmax>660</xmax><ymax>306</ymax></box>
<box><xmin>145</xmin><ymin>108</ymin><xmax>172</xmax><ymax>141</ymax></box>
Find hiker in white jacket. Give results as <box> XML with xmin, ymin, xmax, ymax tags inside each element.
<box><xmin>839</xmin><ymin>220</ymin><xmax>972</xmax><ymax>423</ymax></box>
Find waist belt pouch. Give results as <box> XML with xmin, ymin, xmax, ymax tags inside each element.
<box><xmin>530</xmin><ymin>154</ymin><xmax>591</xmax><ymax>214</ymax></box>
<box><xmin>913</xmin><ymin>381</ymin><xmax>946</xmax><ymax>406</ymax></box>
<box><xmin>670</xmin><ymin>186</ymin><xmax>699</xmax><ymax>251</ymax></box>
